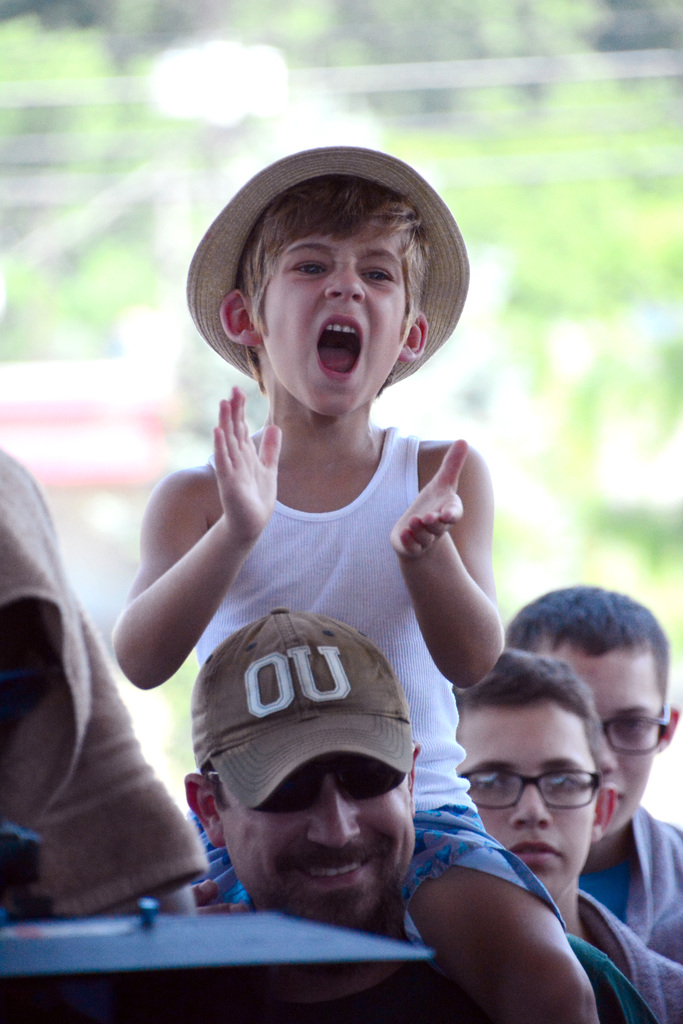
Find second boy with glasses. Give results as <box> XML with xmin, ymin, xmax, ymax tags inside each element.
<box><xmin>506</xmin><ymin>585</ymin><xmax>682</xmax><ymax>965</ymax></box>
<box><xmin>457</xmin><ymin>649</ymin><xmax>683</xmax><ymax>1023</ymax></box>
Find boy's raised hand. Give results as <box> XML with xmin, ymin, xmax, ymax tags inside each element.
<box><xmin>214</xmin><ymin>388</ymin><xmax>281</xmax><ymax>544</ymax></box>
<box><xmin>390</xmin><ymin>439</ymin><xmax>468</xmax><ymax>558</ymax></box>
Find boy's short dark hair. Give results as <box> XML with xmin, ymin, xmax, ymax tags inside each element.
<box><xmin>505</xmin><ymin>586</ymin><xmax>670</xmax><ymax>698</ymax></box>
<box><xmin>457</xmin><ymin>649</ymin><xmax>605</xmax><ymax>767</ymax></box>
<box><xmin>237</xmin><ymin>174</ymin><xmax>428</xmax><ymax>390</ymax></box>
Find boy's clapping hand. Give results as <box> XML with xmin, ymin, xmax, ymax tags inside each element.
<box><xmin>390</xmin><ymin>439</ymin><xmax>468</xmax><ymax>558</ymax></box>
<box><xmin>213</xmin><ymin>387</ymin><xmax>282</xmax><ymax>544</ymax></box>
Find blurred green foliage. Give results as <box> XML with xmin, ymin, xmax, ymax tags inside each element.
<box><xmin>2</xmin><ymin>1</ymin><xmax>683</xmax><ymax>785</ymax></box>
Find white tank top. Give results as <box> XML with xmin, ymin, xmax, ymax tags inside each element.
<box><xmin>196</xmin><ymin>427</ymin><xmax>472</xmax><ymax>811</ymax></box>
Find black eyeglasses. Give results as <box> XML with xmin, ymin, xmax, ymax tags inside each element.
<box><xmin>462</xmin><ymin>769</ymin><xmax>601</xmax><ymax>810</ymax></box>
<box><xmin>602</xmin><ymin>704</ymin><xmax>671</xmax><ymax>754</ymax></box>
<box><xmin>252</xmin><ymin>756</ymin><xmax>406</xmax><ymax>814</ymax></box>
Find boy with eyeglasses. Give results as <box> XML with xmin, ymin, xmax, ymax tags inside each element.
<box><xmin>457</xmin><ymin>649</ymin><xmax>683</xmax><ymax>1023</ymax></box>
<box><xmin>505</xmin><ymin>585</ymin><xmax>682</xmax><ymax>965</ymax></box>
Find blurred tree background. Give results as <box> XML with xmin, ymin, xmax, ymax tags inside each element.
<box><xmin>1</xmin><ymin>0</ymin><xmax>682</xmax><ymax>800</ymax></box>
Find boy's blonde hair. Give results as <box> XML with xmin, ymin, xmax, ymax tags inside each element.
<box><xmin>237</xmin><ymin>175</ymin><xmax>428</xmax><ymax>389</ymax></box>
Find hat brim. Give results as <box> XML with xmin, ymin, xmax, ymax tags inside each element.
<box><xmin>187</xmin><ymin>146</ymin><xmax>469</xmax><ymax>386</ymax></box>
<box><xmin>212</xmin><ymin>712</ymin><xmax>414</xmax><ymax>809</ymax></box>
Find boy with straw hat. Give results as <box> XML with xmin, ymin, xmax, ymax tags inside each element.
<box><xmin>114</xmin><ymin>147</ymin><xmax>598</xmax><ymax>1022</ymax></box>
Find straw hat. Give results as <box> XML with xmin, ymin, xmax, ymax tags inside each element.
<box><xmin>187</xmin><ymin>146</ymin><xmax>469</xmax><ymax>385</ymax></box>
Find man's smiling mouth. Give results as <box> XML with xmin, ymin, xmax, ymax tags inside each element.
<box><xmin>306</xmin><ymin>861</ymin><xmax>362</xmax><ymax>878</ymax></box>
<box><xmin>317</xmin><ymin>323</ymin><xmax>360</xmax><ymax>373</ymax></box>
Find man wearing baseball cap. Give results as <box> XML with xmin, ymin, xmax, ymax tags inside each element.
<box><xmin>185</xmin><ymin>609</ymin><xmax>654</xmax><ymax>1021</ymax></box>
<box><xmin>188</xmin><ymin>608</ymin><xmax>416</xmax><ymax>924</ymax></box>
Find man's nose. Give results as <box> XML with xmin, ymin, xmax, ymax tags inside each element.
<box><xmin>305</xmin><ymin>774</ymin><xmax>362</xmax><ymax>847</ymax></box>
<box><xmin>510</xmin><ymin>782</ymin><xmax>552</xmax><ymax>826</ymax></box>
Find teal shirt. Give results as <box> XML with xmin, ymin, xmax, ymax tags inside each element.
<box><xmin>579</xmin><ymin>860</ymin><xmax>630</xmax><ymax>922</ymax></box>
<box><xmin>569</xmin><ymin>935</ymin><xmax>659</xmax><ymax>1023</ymax></box>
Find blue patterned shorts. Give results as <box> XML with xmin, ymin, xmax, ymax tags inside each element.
<box><xmin>405</xmin><ymin>804</ymin><xmax>561</xmax><ymax>934</ymax></box>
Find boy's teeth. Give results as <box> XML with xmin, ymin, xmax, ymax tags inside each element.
<box><xmin>318</xmin><ymin>324</ymin><xmax>360</xmax><ymax>373</ymax></box>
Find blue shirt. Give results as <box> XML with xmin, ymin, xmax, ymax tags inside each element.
<box><xmin>579</xmin><ymin>859</ymin><xmax>631</xmax><ymax>922</ymax></box>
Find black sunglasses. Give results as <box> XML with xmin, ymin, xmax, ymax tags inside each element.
<box><xmin>253</xmin><ymin>755</ymin><xmax>406</xmax><ymax>814</ymax></box>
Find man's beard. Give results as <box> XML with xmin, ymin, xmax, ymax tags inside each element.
<box><xmin>281</xmin><ymin>877</ymin><xmax>406</xmax><ymax>940</ymax></box>
<box><xmin>258</xmin><ymin>837</ymin><xmax>407</xmax><ymax>940</ymax></box>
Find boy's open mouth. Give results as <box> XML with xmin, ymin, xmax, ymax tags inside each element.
<box><xmin>317</xmin><ymin>323</ymin><xmax>360</xmax><ymax>374</ymax></box>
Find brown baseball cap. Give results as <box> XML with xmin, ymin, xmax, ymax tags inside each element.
<box><xmin>191</xmin><ymin>608</ymin><xmax>413</xmax><ymax>808</ymax></box>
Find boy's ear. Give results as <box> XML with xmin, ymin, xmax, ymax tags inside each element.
<box><xmin>659</xmin><ymin>705</ymin><xmax>680</xmax><ymax>751</ymax></box>
<box><xmin>219</xmin><ymin>290</ymin><xmax>263</xmax><ymax>347</ymax></box>
<box><xmin>185</xmin><ymin>772</ymin><xmax>226</xmax><ymax>849</ymax></box>
<box><xmin>592</xmin><ymin>783</ymin><xmax>617</xmax><ymax>843</ymax></box>
<box><xmin>397</xmin><ymin>313</ymin><xmax>429</xmax><ymax>364</ymax></box>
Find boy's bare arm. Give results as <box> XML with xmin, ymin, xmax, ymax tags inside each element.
<box><xmin>113</xmin><ymin>392</ymin><xmax>281</xmax><ymax>689</ymax></box>
<box><xmin>390</xmin><ymin>441</ymin><xmax>503</xmax><ymax>689</ymax></box>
